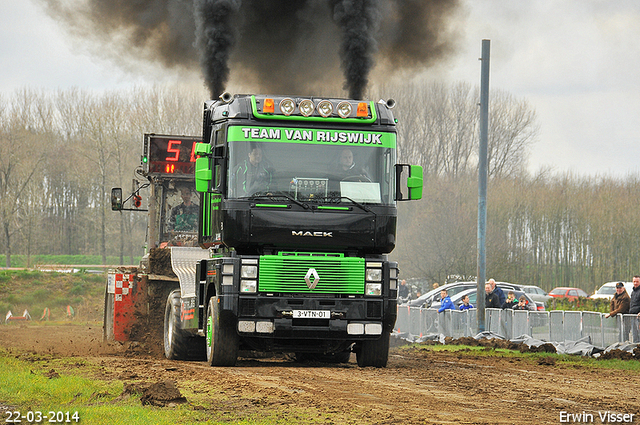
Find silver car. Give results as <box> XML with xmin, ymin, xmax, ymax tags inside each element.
<box><xmin>520</xmin><ymin>285</ymin><xmax>552</xmax><ymax>304</ymax></box>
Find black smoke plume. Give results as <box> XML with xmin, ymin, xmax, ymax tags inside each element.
<box><xmin>194</xmin><ymin>0</ymin><xmax>240</xmax><ymax>98</ymax></box>
<box><xmin>38</xmin><ymin>0</ymin><xmax>461</xmax><ymax>99</ymax></box>
<box><xmin>330</xmin><ymin>0</ymin><xmax>380</xmax><ymax>99</ymax></box>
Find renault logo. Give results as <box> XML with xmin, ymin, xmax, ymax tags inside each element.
<box><xmin>304</xmin><ymin>268</ymin><xmax>320</xmax><ymax>290</ymax></box>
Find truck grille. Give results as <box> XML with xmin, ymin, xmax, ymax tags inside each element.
<box><xmin>258</xmin><ymin>252</ymin><xmax>365</xmax><ymax>294</ymax></box>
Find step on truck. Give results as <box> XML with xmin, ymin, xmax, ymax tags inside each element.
<box><xmin>165</xmin><ymin>93</ymin><xmax>423</xmax><ymax>367</ymax></box>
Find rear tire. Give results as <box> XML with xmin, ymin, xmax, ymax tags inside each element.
<box><xmin>164</xmin><ymin>289</ymin><xmax>188</xmax><ymax>360</ymax></box>
<box><xmin>205</xmin><ymin>296</ymin><xmax>239</xmax><ymax>366</ymax></box>
<box><xmin>356</xmin><ymin>331</ymin><xmax>390</xmax><ymax>368</ymax></box>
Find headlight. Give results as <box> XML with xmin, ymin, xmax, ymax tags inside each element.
<box><xmin>241</xmin><ymin>265</ymin><xmax>258</xmax><ymax>279</ymax></box>
<box><xmin>366</xmin><ymin>283</ymin><xmax>382</xmax><ymax>296</ymax></box>
<box><xmin>366</xmin><ymin>268</ymin><xmax>382</xmax><ymax>282</ymax></box>
<box><xmin>347</xmin><ymin>323</ymin><xmax>364</xmax><ymax>335</ymax></box>
<box><xmin>317</xmin><ymin>100</ymin><xmax>333</xmax><ymax>117</ymax></box>
<box><xmin>337</xmin><ymin>101</ymin><xmax>352</xmax><ymax>118</ymax></box>
<box><xmin>241</xmin><ymin>279</ymin><xmax>257</xmax><ymax>293</ymax></box>
<box><xmin>299</xmin><ymin>99</ymin><xmax>314</xmax><ymax>117</ymax></box>
<box><xmin>279</xmin><ymin>98</ymin><xmax>295</xmax><ymax>116</ymax></box>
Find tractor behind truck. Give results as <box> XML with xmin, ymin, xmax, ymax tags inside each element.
<box><xmin>105</xmin><ymin>134</ymin><xmax>208</xmax><ymax>351</ymax></box>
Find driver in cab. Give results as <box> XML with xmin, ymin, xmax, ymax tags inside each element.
<box><xmin>168</xmin><ymin>187</ymin><xmax>199</xmax><ymax>232</ymax></box>
<box><xmin>332</xmin><ymin>148</ymin><xmax>369</xmax><ymax>181</ymax></box>
<box><xmin>232</xmin><ymin>145</ymin><xmax>273</xmax><ymax>196</ymax></box>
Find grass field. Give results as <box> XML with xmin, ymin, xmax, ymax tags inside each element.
<box><xmin>0</xmin><ymin>270</ymin><xmax>106</xmax><ymax>322</ymax></box>
<box><xmin>0</xmin><ymin>254</ymin><xmax>141</xmax><ymax>268</ymax></box>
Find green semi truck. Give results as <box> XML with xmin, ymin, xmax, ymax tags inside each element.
<box><xmin>161</xmin><ymin>93</ymin><xmax>423</xmax><ymax>367</ymax></box>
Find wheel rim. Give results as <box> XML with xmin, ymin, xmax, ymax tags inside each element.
<box><xmin>206</xmin><ymin>305</ymin><xmax>213</xmax><ymax>362</ymax></box>
<box><xmin>167</xmin><ymin>310</ymin><xmax>174</xmax><ymax>347</ymax></box>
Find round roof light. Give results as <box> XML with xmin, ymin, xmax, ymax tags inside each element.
<box><xmin>317</xmin><ymin>100</ymin><xmax>333</xmax><ymax>117</ymax></box>
<box><xmin>337</xmin><ymin>101</ymin><xmax>353</xmax><ymax>119</ymax></box>
<box><xmin>279</xmin><ymin>98</ymin><xmax>295</xmax><ymax>116</ymax></box>
<box><xmin>299</xmin><ymin>99</ymin><xmax>315</xmax><ymax>117</ymax></box>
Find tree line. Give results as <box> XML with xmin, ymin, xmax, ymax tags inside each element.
<box><xmin>0</xmin><ymin>86</ymin><xmax>205</xmax><ymax>267</ymax></box>
<box><xmin>1</xmin><ymin>82</ymin><xmax>637</xmax><ymax>294</ymax></box>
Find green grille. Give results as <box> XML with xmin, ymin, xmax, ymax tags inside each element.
<box><xmin>258</xmin><ymin>252</ymin><xmax>365</xmax><ymax>294</ymax></box>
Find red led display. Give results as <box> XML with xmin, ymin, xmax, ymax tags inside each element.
<box><xmin>146</xmin><ymin>135</ymin><xmax>201</xmax><ymax>176</ymax></box>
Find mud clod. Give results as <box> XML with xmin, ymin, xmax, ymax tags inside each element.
<box><xmin>123</xmin><ymin>380</ymin><xmax>187</xmax><ymax>407</ymax></box>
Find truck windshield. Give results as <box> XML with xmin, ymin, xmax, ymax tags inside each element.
<box><xmin>227</xmin><ymin>140</ymin><xmax>396</xmax><ymax>205</ymax></box>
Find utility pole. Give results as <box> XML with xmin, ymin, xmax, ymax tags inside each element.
<box><xmin>477</xmin><ymin>39</ymin><xmax>490</xmax><ymax>332</ymax></box>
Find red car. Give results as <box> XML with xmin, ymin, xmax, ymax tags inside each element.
<box><xmin>548</xmin><ymin>287</ymin><xmax>589</xmax><ymax>301</ymax></box>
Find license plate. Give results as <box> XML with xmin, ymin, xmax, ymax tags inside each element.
<box><xmin>293</xmin><ymin>310</ymin><xmax>330</xmax><ymax>319</ymax></box>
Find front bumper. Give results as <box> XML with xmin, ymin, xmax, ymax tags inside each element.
<box><xmin>233</xmin><ymin>295</ymin><xmax>396</xmax><ymax>340</ymax></box>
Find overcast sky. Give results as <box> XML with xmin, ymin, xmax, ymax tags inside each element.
<box><xmin>2</xmin><ymin>0</ymin><xmax>639</xmax><ymax>178</ymax></box>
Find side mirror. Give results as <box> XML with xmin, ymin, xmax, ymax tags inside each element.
<box><xmin>194</xmin><ymin>143</ymin><xmax>212</xmax><ymax>193</ymax></box>
<box><xmin>395</xmin><ymin>164</ymin><xmax>423</xmax><ymax>201</ymax></box>
<box><xmin>111</xmin><ymin>188</ymin><xmax>123</xmax><ymax>211</ymax></box>
<box><xmin>195</xmin><ymin>157</ymin><xmax>212</xmax><ymax>192</ymax></box>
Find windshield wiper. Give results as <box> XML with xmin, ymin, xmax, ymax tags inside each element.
<box><xmin>242</xmin><ymin>192</ymin><xmax>310</xmax><ymax>209</ymax></box>
<box><xmin>324</xmin><ymin>195</ymin><xmax>372</xmax><ymax>213</ymax></box>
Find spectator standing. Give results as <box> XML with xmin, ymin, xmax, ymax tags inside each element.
<box><xmin>604</xmin><ymin>282</ymin><xmax>630</xmax><ymax>318</ymax></box>
<box><xmin>502</xmin><ymin>291</ymin><xmax>518</xmax><ymax>309</ymax></box>
<box><xmin>512</xmin><ymin>296</ymin><xmax>529</xmax><ymax>311</ymax></box>
<box><xmin>489</xmin><ymin>278</ymin><xmax>506</xmax><ymax>306</ymax></box>
<box><xmin>438</xmin><ymin>289</ymin><xmax>455</xmax><ymax>313</ymax></box>
<box><xmin>628</xmin><ymin>275</ymin><xmax>640</xmax><ymax>342</ymax></box>
<box><xmin>485</xmin><ymin>283</ymin><xmax>501</xmax><ymax>309</ymax></box>
<box><xmin>398</xmin><ymin>279</ymin><xmax>409</xmax><ymax>300</ymax></box>
<box><xmin>459</xmin><ymin>294</ymin><xmax>474</xmax><ymax>311</ymax></box>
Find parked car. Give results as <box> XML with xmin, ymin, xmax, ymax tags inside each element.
<box><xmin>403</xmin><ymin>281</ymin><xmax>475</xmax><ymax>308</ymax></box>
<box><xmin>403</xmin><ymin>281</ymin><xmax>522</xmax><ymax>308</ymax></box>
<box><xmin>589</xmin><ymin>281</ymin><xmax>633</xmax><ymax>300</ymax></box>
<box><xmin>520</xmin><ymin>285</ymin><xmax>553</xmax><ymax>304</ymax></box>
<box><xmin>548</xmin><ymin>287</ymin><xmax>589</xmax><ymax>301</ymax></box>
<box><xmin>430</xmin><ymin>288</ymin><xmax>538</xmax><ymax>311</ymax></box>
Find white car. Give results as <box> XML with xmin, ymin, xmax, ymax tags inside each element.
<box><xmin>590</xmin><ymin>281</ymin><xmax>633</xmax><ymax>300</ymax></box>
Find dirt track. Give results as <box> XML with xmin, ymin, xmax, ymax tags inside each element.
<box><xmin>1</xmin><ymin>323</ymin><xmax>639</xmax><ymax>424</ymax></box>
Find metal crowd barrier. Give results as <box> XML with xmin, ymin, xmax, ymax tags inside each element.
<box><xmin>395</xmin><ymin>306</ymin><xmax>640</xmax><ymax>346</ymax></box>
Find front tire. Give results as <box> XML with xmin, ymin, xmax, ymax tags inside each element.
<box><xmin>205</xmin><ymin>296</ymin><xmax>239</xmax><ymax>366</ymax></box>
<box><xmin>356</xmin><ymin>331</ymin><xmax>390</xmax><ymax>368</ymax></box>
<box><xmin>164</xmin><ymin>289</ymin><xmax>188</xmax><ymax>360</ymax></box>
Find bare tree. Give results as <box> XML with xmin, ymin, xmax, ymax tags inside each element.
<box><xmin>0</xmin><ymin>89</ymin><xmax>47</xmax><ymax>267</ymax></box>
<box><xmin>487</xmin><ymin>90</ymin><xmax>539</xmax><ymax>178</ymax></box>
